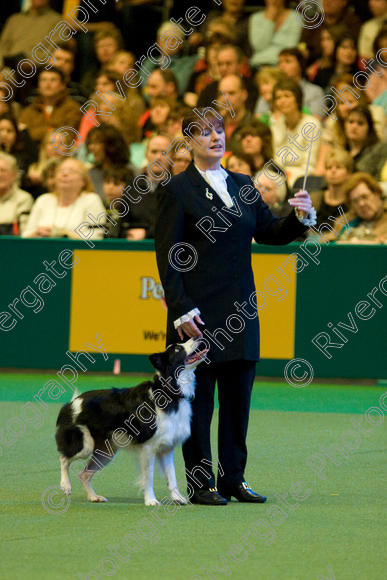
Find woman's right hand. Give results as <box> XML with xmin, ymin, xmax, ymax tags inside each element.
<box><xmin>177</xmin><ymin>314</ymin><xmax>205</xmax><ymax>341</ymax></box>
<box><xmin>35</xmin><ymin>226</ymin><xmax>52</xmax><ymax>237</ymax></box>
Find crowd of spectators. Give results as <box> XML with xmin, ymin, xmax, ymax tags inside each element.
<box><xmin>0</xmin><ymin>0</ymin><xmax>386</xmax><ymax>244</ymax></box>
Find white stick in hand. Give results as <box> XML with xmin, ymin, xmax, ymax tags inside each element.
<box><xmin>302</xmin><ymin>142</ymin><xmax>313</xmax><ymax>192</ymax></box>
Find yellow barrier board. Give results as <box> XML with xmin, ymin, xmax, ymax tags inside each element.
<box><xmin>70</xmin><ymin>250</ymin><xmax>296</xmax><ymax>358</ymax></box>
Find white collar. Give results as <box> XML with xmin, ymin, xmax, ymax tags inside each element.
<box><xmin>194</xmin><ymin>164</ymin><xmax>228</xmax><ymax>180</ymax></box>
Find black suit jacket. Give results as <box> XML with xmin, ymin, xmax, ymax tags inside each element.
<box><xmin>155</xmin><ymin>163</ymin><xmax>308</xmax><ymax>363</ymax></box>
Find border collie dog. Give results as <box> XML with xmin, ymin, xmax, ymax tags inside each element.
<box><xmin>55</xmin><ymin>338</ymin><xmax>207</xmax><ymax>506</ymax></box>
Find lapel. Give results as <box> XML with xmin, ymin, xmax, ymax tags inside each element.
<box><xmin>184</xmin><ymin>162</ymin><xmax>240</xmax><ymax>213</ymax></box>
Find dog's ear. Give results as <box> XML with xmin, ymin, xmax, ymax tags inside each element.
<box><xmin>149</xmin><ymin>352</ymin><xmax>167</xmax><ymax>372</ymax></box>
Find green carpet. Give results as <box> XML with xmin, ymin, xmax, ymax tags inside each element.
<box><xmin>0</xmin><ymin>374</ymin><xmax>386</xmax><ymax>580</ymax></box>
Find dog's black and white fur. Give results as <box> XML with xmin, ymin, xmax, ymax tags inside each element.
<box><xmin>55</xmin><ymin>338</ymin><xmax>207</xmax><ymax>506</ymax></box>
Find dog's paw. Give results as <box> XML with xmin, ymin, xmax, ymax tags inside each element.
<box><xmin>89</xmin><ymin>495</ymin><xmax>108</xmax><ymax>503</ymax></box>
<box><xmin>145</xmin><ymin>498</ymin><xmax>160</xmax><ymax>506</ymax></box>
<box><xmin>170</xmin><ymin>490</ymin><xmax>188</xmax><ymax>504</ymax></box>
<box><xmin>60</xmin><ymin>483</ymin><xmax>71</xmax><ymax>496</ymax></box>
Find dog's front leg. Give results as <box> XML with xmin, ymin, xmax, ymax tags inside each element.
<box><xmin>158</xmin><ymin>449</ymin><xmax>188</xmax><ymax>505</ymax></box>
<box><xmin>139</xmin><ymin>446</ymin><xmax>159</xmax><ymax>506</ymax></box>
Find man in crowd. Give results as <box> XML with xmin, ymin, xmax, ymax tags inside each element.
<box><xmin>197</xmin><ymin>44</ymin><xmax>257</xmax><ymax>112</ymax></box>
<box><xmin>217</xmin><ymin>74</ymin><xmax>250</xmax><ymax>146</ymax></box>
<box><xmin>50</xmin><ymin>44</ymin><xmax>87</xmax><ymax>104</ymax></box>
<box><xmin>0</xmin><ymin>0</ymin><xmax>61</xmax><ymax>67</ymax></box>
<box><xmin>127</xmin><ymin>134</ymin><xmax>172</xmax><ymax>239</ymax></box>
<box><xmin>19</xmin><ymin>66</ymin><xmax>81</xmax><ymax>144</ymax></box>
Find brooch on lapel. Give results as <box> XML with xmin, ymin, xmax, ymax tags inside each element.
<box><xmin>205</xmin><ymin>187</ymin><xmax>213</xmax><ymax>200</ymax></box>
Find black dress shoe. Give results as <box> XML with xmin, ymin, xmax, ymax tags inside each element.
<box><xmin>191</xmin><ymin>487</ymin><xmax>228</xmax><ymax>505</ymax></box>
<box><xmin>219</xmin><ymin>481</ymin><xmax>267</xmax><ymax>503</ymax></box>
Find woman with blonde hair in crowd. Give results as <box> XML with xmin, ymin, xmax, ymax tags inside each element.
<box><xmin>335</xmin><ymin>172</ymin><xmax>387</xmax><ymax>244</ymax></box>
<box><xmin>254</xmin><ymin>66</ymin><xmax>287</xmax><ymax>116</ymax></box>
<box><xmin>310</xmin><ymin>149</ymin><xmax>354</xmax><ymax>229</ymax></box>
<box><xmin>22</xmin><ymin>158</ymin><xmax>105</xmax><ymax>239</ymax></box>
<box><xmin>25</xmin><ymin>130</ymin><xmax>72</xmax><ymax>198</ymax></box>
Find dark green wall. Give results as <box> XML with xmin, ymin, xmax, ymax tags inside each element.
<box><xmin>0</xmin><ymin>238</ymin><xmax>386</xmax><ymax>378</ymax></box>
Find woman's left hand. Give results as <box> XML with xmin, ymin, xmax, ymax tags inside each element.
<box><xmin>288</xmin><ymin>190</ymin><xmax>313</xmax><ymax>218</ymax></box>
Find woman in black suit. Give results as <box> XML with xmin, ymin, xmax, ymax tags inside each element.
<box><xmin>155</xmin><ymin>108</ymin><xmax>316</xmax><ymax>505</ymax></box>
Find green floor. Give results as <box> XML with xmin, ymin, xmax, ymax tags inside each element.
<box><xmin>0</xmin><ymin>374</ymin><xmax>386</xmax><ymax>580</ymax></box>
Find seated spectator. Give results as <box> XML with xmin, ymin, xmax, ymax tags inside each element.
<box><xmin>197</xmin><ymin>44</ymin><xmax>257</xmax><ymax>112</ymax></box>
<box><xmin>300</xmin><ymin>0</ymin><xmax>362</xmax><ymax>66</ymax></box>
<box><xmin>335</xmin><ymin>172</ymin><xmax>387</xmax><ymax>243</ymax></box>
<box><xmin>313</xmin><ymin>32</ymin><xmax>361</xmax><ymax>90</ymax></box>
<box><xmin>139</xmin><ymin>69</ymin><xmax>179</xmax><ymax>138</ymax></box>
<box><xmin>316</xmin><ymin>75</ymin><xmax>385</xmax><ymax>174</ymax></box>
<box><xmin>41</xmin><ymin>158</ymin><xmax>60</xmax><ymax>194</ymax></box>
<box><xmin>22</xmin><ymin>158</ymin><xmax>105</xmax><ymax>239</ymax></box>
<box><xmin>306</xmin><ymin>23</ymin><xmax>347</xmax><ymax>86</ymax></box>
<box><xmin>0</xmin><ymin>113</ymin><xmax>38</xmax><ymax>186</ymax></box>
<box><xmin>141</xmin><ymin>97</ymin><xmax>174</xmax><ymax>140</ymax></box>
<box><xmin>256</xmin><ymin>173</ymin><xmax>290</xmax><ymax>218</ymax></box>
<box><xmin>310</xmin><ymin>149</ymin><xmax>353</xmax><ymax>228</ymax></box>
<box><xmin>86</xmin><ymin>124</ymin><xmax>129</xmax><ymax>200</ymax></box>
<box><xmin>278</xmin><ymin>48</ymin><xmax>325</xmax><ymax>118</ymax></box>
<box><xmin>102</xmin><ymin>166</ymin><xmax>134</xmax><ymax>239</ymax></box>
<box><xmin>249</xmin><ymin>0</ymin><xmax>301</xmax><ymax>69</ymax></box>
<box><xmin>344</xmin><ymin>105</ymin><xmax>387</xmax><ymax>180</ymax></box>
<box><xmin>184</xmin><ymin>44</ymin><xmax>221</xmax><ymax>108</ymax></box>
<box><xmin>141</xmin><ymin>22</ymin><xmax>198</xmax><ymax>97</ymax></box>
<box><xmin>171</xmin><ymin>146</ymin><xmax>192</xmax><ymax>177</ymax></box>
<box><xmin>269</xmin><ymin>78</ymin><xmax>322</xmax><ymax>186</ymax></box>
<box><xmin>217</xmin><ymin>75</ymin><xmax>251</xmax><ymax>147</ymax></box>
<box><xmin>0</xmin><ymin>152</ymin><xmax>33</xmax><ymax>235</ymax></box>
<box><xmin>126</xmin><ymin>134</ymin><xmax>172</xmax><ymax>239</ymax></box>
<box><xmin>358</xmin><ymin>0</ymin><xmax>387</xmax><ymax>59</ymax></box>
<box><xmin>194</xmin><ymin>0</ymin><xmax>250</xmax><ymax>56</ymax></box>
<box><xmin>232</xmin><ymin>120</ymin><xmax>273</xmax><ymax>172</ymax></box>
<box><xmin>78</xmin><ymin>68</ymin><xmax>144</xmax><ymax>145</ymax></box>
<box><xmin>0</xmin><ymin>0</ymin><xmax>61</xmax><ymax>67</ymax></box>
<box><xmin>81</xmin><ymin>28</ymin><xmax>123</xmax><ymax>96</ymax></box>
<box><xmin>25</xmin><ymin>129</ymin><xmax>72</xmax><ymax>197</ymax></box>
<box><xmin>109</xmin><ymin>50</ymin><xmax>135</xmax><ymax>77</ymax></box>
<box><xmin>161</xmin><ymin>105</ymin><xmax>191</xmax><ymax>141</ymax></box>
<box><xmin>254</xmin><ymin>66</ymin><xmax>287</xmax><ymax>116</ymax></box>
<box><xmin>50</xmin><ymin>44</ymin><xmax>88</xmax><ymax>105</ymax></box>
<box><xmin>224</xmin><ymin>151</ymin><xmax>255</xmax><ymax>177</ymax></box>
<box><xmin>144</xmin><ymin>68</ymin><xmax>179</xmax><ymax>105</ymax></box>
<box><xmin>18</xmin><ymin>67</ymin><xmax>81</xmax><ymax>145</ymax></box>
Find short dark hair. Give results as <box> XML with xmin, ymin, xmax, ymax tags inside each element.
<box><xmin>55</xmin><ymin>43</ymin><xmax>77</xmax><ymax>57</ymax></box>
<box><xmin>279</xmin><ymin>47</ymin><xmax>306</xmax><ymax>77</ymax></box>
<box><xmin>103</xmin><ymin>166</ymin><xmax>133</xmax><ymax>184</ymax></box>
<box><xmin>182</xmin><ymin>107</ymin><xmax>224</xmax><ymax>137</ymax></box>
<box><xmin>152</xmin><ymin>67</ymin><xmax>179</xmax><ymax>95</ymax></box>
<box><xmin>38</xmin><ymin>66</ymin><xmax>65</xmax><ymax>84</ymax></box>
<box><xmin>272</xmin><ymin>78</ymin><xmax>303</xmax><ymax>111</ymax></box>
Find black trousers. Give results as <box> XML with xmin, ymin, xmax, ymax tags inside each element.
<box><xmin>182</xmin><ymin>359</ymin><xmax>256</xmax><ymax>492</ymax></box>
